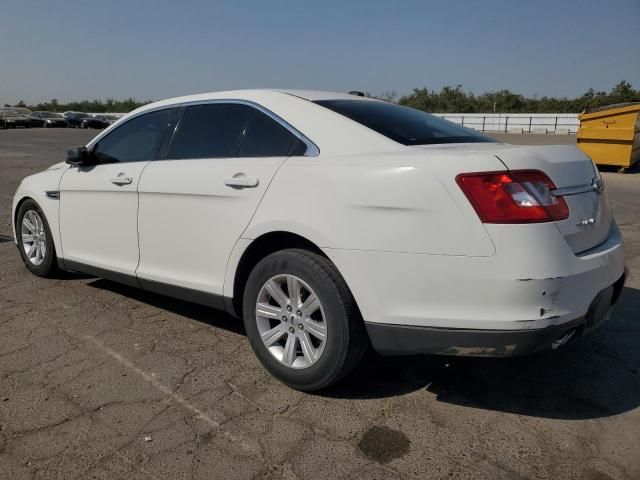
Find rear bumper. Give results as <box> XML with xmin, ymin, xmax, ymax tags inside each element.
<box><xmin>325</xmin><ymin>225</ymin><xmax>625</xmax><ymax>331</ymax></box>
<box><xmin>366</xmin><ymin>271</ymin><xmax>626</xmax><ymax>356</ymax></box>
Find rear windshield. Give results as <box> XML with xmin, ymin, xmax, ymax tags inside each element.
<box><xmin>315</xmin><ymin>99</ymin><xmax>494</xmax><ymax>146</ymax></box>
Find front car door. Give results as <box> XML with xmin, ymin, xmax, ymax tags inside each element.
<box><xmin>58</xmin><ymin>108</ymin><xmax>174</xmax><ymax>280</ymax></box>
<box><xmin>136</xmin><ymin>101</ymin><xmax>307</xmax><ymax>298</ymax></box>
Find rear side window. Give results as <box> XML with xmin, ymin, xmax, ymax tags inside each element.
<box><xmin>238</xmin><ymin>109</ymin><xmax>300</xmax><ymax>157</ymax></box>
<box><xmin>94</xmin><ymin>108</ymin><xmax>173</xmax><ymax>163</ymax></box>
<box><xmin>315</xmin><ymin>99</ymin><xmax>494</xmax><ymax>146</ymax></box>
<box><xmin>168</xmin><ymin>104</ymin><xmax>248</xmax><ymax>159</ymax></box>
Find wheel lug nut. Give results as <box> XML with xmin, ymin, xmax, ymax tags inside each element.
<box><xmin>282</xmin><ymin>316</ymin><xmax>287</xmax><ymax>322</ymax></box>
<box><xmin>296</xmin><ymin>310</ymin><xmax>302</xmax><ymax>317</ymax></box>
<box><xmin>288</xmin><ymin>327</ymin><xmax>295</xmax><ymax>334</ymax></box>
<box><xmin>286</xmin><ymin>306</ymin><xmax>292</xmax><ymax>312</ymax></box>
<box><xmin>298</xmin><ymin>324</ymin><xmax>303</xmax><ymax>330</ymax></box>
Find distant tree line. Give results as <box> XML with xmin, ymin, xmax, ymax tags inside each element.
<box><xmin>3</xmin><ymin>98</ymin><xmax>150</xmax><ymax>113</ymax></box>
<box><xmin>4</xmin><ymin>80</ymin><xmax>639</xmax><ymax>114</ymax></box>
<box><xmin>396</xmin><ymin>80</ymin><xmax>640</xmax><ymax>113</ymax></box>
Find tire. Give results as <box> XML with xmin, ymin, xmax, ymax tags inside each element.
<box><xmin>16</xmin><ymin>199</ymin><xmax>59</xmax><ymax>277</ymax></box>
<box><xmin>243</xmin><ymin>249</ymin><xmax>368</xmax><ymax>391</ymax></box>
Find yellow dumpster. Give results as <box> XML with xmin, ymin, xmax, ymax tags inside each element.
<box><xmin>577</xmin><ymin>102</ymin><xmax>640</xmax><ymax>173</ymax></box>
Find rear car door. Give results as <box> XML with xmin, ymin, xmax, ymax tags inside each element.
<box><xmin>58</xmin><ymin>108</ymin><xmax>174</xmax><ymax>279</ymax></box>
<box><xmin>136</xmin><ymin>102</ymin><xmax>303</xmax><ymax>297</ymax></box>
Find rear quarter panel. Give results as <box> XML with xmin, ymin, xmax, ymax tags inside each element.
<box><xmin>243</xmin><ymin>150</ymin><xmax>506</xmax><ymax>256</ymax></box>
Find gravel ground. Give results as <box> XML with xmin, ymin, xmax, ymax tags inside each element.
<box><xmin>0</xmin><ymin>129</ymin><xmax>639</xmax><ymax>480</ymax></box>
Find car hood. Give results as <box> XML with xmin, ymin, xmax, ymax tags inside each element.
<box><xmin>47</xmin><ymin>161</ymin><xmax>67</xmax><ymax>170</ymax></box>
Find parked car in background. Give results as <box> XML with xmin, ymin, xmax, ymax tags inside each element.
<box><xmin>11</xmin><ymin>89</ymin><xmax>626</xmax><ymax>391</ymax></box>
<box><xmin>8</xmin><ymin>107</ymin><xmax>33</xmax><ymax>124</ymax></box>
<box><xmin>0</xmin><ymin>110</ymin><xmax>30</xmax><ymax>128</ymax></box>
<box><xmin>93</xmin><ymin>114</ymin><xmax>120</xmax><ymax>125</ymax></box>
<box><xmin>30</xmin><ymin>111</ymin><xmax>67</xmax><ymax>128</ymax></box>
<box><xmin>64</xmin><ymin>112</ymin><xmax>89</xmax><ymax>127</ymax></box>
<box><xmin>7</xmin><ymin>107</ymin><xmax>33</xmax><ymax>117</ymax></box>
<box><xmin>65</xmin><ymin>113</ymin><xmax>106</xmax><ymax>129</ymax></box>
<box><xmin>80</xmin><ymin>115</ymin><xmax>109</xmax><ymax>129</ymax></box>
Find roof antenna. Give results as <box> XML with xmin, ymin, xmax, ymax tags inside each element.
<box><xmin>349</xmin><ymin>91</ymin><xmax>365</xmax><ymax>97</ymax></box>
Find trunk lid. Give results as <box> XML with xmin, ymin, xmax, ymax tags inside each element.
<box><xmin>494</xmin><ymin>145</ymin><xmax>611</xmax><ymax>253</ymax></box>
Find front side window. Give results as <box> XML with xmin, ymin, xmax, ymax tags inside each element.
<box><xmin>315</xmin><ymin>99</ymin><xmax>495</xmax><ymax>146</ymax></box>
<box><xmin>168</xmin><ymin>104</ymin><xmax>249</xmax><ymax>159</ymax></box>
<box><xmin>94</xmin><ymin>108</ymin><xmax>173</xmax><ymax>163</ymax></box>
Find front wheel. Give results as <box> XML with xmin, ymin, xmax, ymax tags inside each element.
<box><xmin>243</xmin><ymin>249</ymin><xmax>368</xmax><ymax>391</ymax></box>
<box><xmin>16</xmin><ymin>199</ymin><xmax>59</xmax><ymax>277</ymax></box>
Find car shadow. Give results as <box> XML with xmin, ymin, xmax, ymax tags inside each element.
<box><xmin>598</xmin><ymin>164</ymin><xmax>639</xmax><ymax>174</ymax></box>
<box><xmin>326</xmin><ymin>285</ymin><xmax>640</xmax><ymax>420</ymax></box>
<box><xmin>86</xmin><ymin>278</ymin><xmax>245</xmax><ymax>335</ymax></box>
<box><xmin>87</xmin><ymin>277</ymin><xmax>640</xmax><ymax>420</ymax></box>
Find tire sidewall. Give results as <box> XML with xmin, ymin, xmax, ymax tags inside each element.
<box><xmin>243</xmin><ymin>251</ymin><xmax>351</xmax><ymax>390</ymax></box>
<box><xmin>16</xmin><ymin>200</ymin><xmax>56</xmax><ymax>276</ymax></box>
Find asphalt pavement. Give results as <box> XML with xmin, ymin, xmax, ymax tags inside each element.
<box><xmin>1</xmin><ymin>128</ymin><xmax>639</xmax><ymax>480</ymax></box>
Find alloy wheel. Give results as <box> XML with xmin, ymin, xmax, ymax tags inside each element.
<box><xmin>255</xmin><ymin>274</ymin><xmax>327</xmax><ymax>369</ymax></box>
<box><xmin>21</xmin><ymin>210</ymin><xmax>47</xmax><ymax>266</ymax></box>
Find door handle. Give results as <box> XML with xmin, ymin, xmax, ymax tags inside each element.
<box><xmin>111</xmin><ymin>173</ymin><xmax>133</xmax><ymax>186</ymax></box>
<box><xmin>224</xmin><ymin>174</ymin><xmax>259</xmax><ymax>189</ymax></box>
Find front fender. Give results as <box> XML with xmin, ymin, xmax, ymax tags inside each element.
<box><xmin>12</xmin><ymin>166</ymin><xmax>67</xmax><ymax>256</ymax></box>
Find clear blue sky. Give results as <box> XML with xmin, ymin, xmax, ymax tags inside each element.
<box><xmin>1</xmin><ymin>0</ymin><xmax>638</xmax><ymax>105</ymax></box>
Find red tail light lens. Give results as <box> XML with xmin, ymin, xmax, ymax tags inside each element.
<box><xmin>456</xmin><ymin>170</ymin><xmax>569</xmax><ymax>223</ymax></box>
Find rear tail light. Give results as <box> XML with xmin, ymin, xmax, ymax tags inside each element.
<box><xmin>456</xmin><ymin>170</ymin><xmax>569</xmax><ymax>223</ymax></box>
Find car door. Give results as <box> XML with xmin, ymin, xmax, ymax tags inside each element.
<box><xmin>136</xmin><ymin>102</ymin><xmax>304</xmax><ymax>297</ymax></box>
<box><xmin>58</xmin><ymin>108</ymin><xmax>175</xmax><ymax>281</ymax></box>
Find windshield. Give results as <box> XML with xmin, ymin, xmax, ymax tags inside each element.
<box><xmin>76</xmin><ymin>113</ymin><xmax>91</xmax><ymax>118</ymax></box>
<box><xmin>39</xmin><ymin>112</ymin><xmax>62</xmax><ymax>118</ymax></box>
<box><xmin>314</xmin><ymin>99</ymin><xmax>495</xmax><ymax>146</ymax></box>
<box><xmin>0</xmin><ymin>111</ymin><xmax>19</xmax><ymax>117</ymax></box>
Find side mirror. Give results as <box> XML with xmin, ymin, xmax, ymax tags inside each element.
<box><xmin>66</xmin><ymin>146</ymin><xmax>90</xmax><ymax>165</ymax></box>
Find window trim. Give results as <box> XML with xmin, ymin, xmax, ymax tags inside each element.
<box><xmin>87</xmin><ymin>99</ymin><xmax>319</xmax><ymax>158</ymax></box>
<box><xmin>167</xmin><ymin>99</ymin><xmax>319</xmax><ymax>159</ymax></box>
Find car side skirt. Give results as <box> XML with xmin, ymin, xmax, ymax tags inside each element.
<box><xmin>60</xmin><ymin>258</ymin><xmax>231</xmax><ymax>313</ymax></box>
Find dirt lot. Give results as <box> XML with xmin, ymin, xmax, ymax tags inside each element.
<box><xmin>1</xmin><ymin>129</ymin><xmax>639</xmax><ymax>480</ymax></box>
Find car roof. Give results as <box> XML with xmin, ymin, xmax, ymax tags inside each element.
<box><xmin>91</xmin><ymin>89</ymin><xmax>400</xmax><ymax>155</ymax></box>
<box><xmin>275</xmin><ymin>89</ymin><xmax>374</xmax><ymax>101</ymax></box>
<box><xmin>135</xmin><ymin>89</ymin><xmax>376</xmax><ymax>111</ymax></box>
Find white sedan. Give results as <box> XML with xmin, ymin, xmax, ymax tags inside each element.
<box><xmin>12</xmin><ymin>89</ymin><xmax>626</xmax><ymax>390</ymax></box>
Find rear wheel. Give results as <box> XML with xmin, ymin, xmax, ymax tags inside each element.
<box><xmin>16</xmin><ymin>199</ymin><xmax>58</xmax><ymax>277</ymax></box>
<box><xmin>243</xmin><ymin>249</ymin><xmax>368</xmax><ymax>391</ymax></box>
